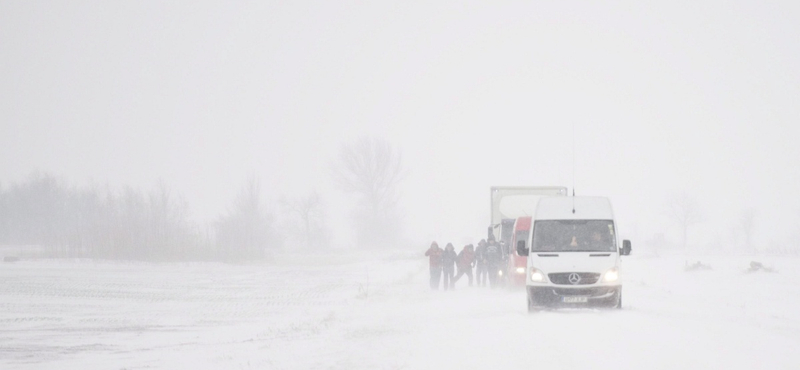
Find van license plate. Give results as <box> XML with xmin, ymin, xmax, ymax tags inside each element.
<box><xmin>562</xmin><ymin>296</ymin><xmax>588</xmax><ymax>303</ymax></box>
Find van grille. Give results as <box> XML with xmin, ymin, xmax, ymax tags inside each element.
<box><xmin>550</xmin><ymin>287</ymin><xmax>613</xmax><ymax>296</ymax></box>
<box><xmin>548</xmin><ymin>272</ymin><xmax>600</xmax><ymax>285</ymax></box>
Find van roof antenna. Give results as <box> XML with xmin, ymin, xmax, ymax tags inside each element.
<box><xmin>572</xmin><ymin>190</ymin><xmax>576</xmax><ymax>214</ymax></box>
<box><xmin>572</xmin><ymin>123</ymin><xmax>576</xmax><ymax>214</ymax></box>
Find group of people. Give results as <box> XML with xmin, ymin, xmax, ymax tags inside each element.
<box><xmin>424</xmin><ymin>238</ymin><xmax>507</xmax><ymax>290</ymax></box>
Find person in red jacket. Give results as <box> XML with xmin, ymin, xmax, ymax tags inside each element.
<box><xmin>424</xmin><ymin>241</ymin><xmax>443</xmax><ymax>290</ymax></box>
<box><xmin>453</xmin><ymin>244</ymin><xmax>476</xmax><ymax>288</ymax></box>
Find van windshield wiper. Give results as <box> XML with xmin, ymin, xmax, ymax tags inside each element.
<box><xmin>536</xmin><ymin>250</ymin><xmax>612</xmax><ymax>253</ymax></box>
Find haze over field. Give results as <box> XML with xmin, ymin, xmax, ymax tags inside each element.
<box><xmin>3</xmin><ymin>2</ymin><xmax>800</xmax><ymax>250</ymax></box>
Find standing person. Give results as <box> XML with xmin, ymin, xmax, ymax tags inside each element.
<box><xmin>424</xmin><ymin>241</ymin><xmax>443</xmax><ymax>290</ymax></box>
<box><xmin>486</xmin><ymin>239</ymin><xmax>503</xmax><ymax>288</ymax></box>
<box><xmin>475</xmin><ymin>239</ymin><xmax>488</xmax><ymax>287</ymax></box>
<box><xmin>453</xmin><ymin>244</ymin><xmax>475</xmax><ymax>287</ymax></box>
<box><xmin>499</xmin><ymin>240</ymin><xmax>509</xmax><ymax>275</ymax></box>
<box><xmin>441</xmin><ymin>243</ymin><xmax>458</xmax><ymax>291</ymax></box>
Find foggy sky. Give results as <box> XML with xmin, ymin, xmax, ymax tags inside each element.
<box><xmin>2</xmin><ymin>1</ymin><xmax>799</xmax><ymax>249</ymax></box>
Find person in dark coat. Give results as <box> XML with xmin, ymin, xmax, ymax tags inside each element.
<box><xmin>441</xmin><ymin>243</ymin><xmax>458</xmax><ymax>291</ymax></box>
<box><xmin>486</xmin><ymin>239</ymin><xmax>503</xmax><ymax>288</ymax></box>
<box><xmin>453</xmin><ymin>244</ymin><xmax>475</xmax><ymax>287</ymax></box>
<box><xmin>475</xmin><ymin>239</ymin><xmax>488</xmax><ymax>287</ymax></box>
<box><xmin>424</xmin><ymin>241</ymin><xmax>443</xmax><ymax>290</ymax></box>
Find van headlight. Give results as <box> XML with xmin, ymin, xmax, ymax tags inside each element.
<box><xmin>530</xmin><ymin>268</ymin><xmax>546</xmax><ymax>283</ymax></box>
<box><xmin>602</xmin><ymin>267</ymin><xmax>619</xmax><ymax>282</ymax></box>
<box><xmin>515</xmin><ymin>267</ymin><xmax>526</xmax><ymax>274</ymax></box>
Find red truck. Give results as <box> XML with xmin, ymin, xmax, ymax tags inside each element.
<box><xmin>506</xmin><ymin>216</ymin><xmax>532</xmax><ymax>286</ymax></box>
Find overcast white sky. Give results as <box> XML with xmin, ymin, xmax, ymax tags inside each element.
<box><xmin>2</xmin><ymin>1</ymin><xmax>799</xmax><ymax>249</ymax></box>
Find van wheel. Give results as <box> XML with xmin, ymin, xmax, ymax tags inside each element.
<box><xmin>527</xmin><ymin>296</ymin><xmax>541</xmax><ymax>313</ymax></box>
<box><xmin>615</xmin><ymin>292</ymin><xmax>623</xmax><ymax>309</ymax></box>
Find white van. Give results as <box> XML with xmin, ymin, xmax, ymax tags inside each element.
<box><xmin>516</xmin><ymin>196</ymin><xmax>631</xmax><ymax>311</ymax></box>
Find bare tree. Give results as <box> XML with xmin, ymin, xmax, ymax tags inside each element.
<box><xmin>280</xmin><ymin>192</ymin><xmax>328</xmax><ymax>249</ymax></box>
<box><xmin>787</xmin><ymin>209</ymin><xmax>800</xmax><ymax>255</ymax></box>
<box><xmin>334</xmin><ymin>137</ymin><xmax>405</xmax><ymax>249</ymax></box>
<box><xmin>0</xmin><ymin>182</ymin><xmax>6</xmax><ymax>246</ymax></box>
<box><xmin>1</xmin><ymin>173</ymin><xmax>68</xmax><ymax>255</ymax></box>
<box><xmin>665</xmin><ymin>193</ymin><xmax>703</xmax><ymax>254</ymax></box>
<box><xmin>147</xmin><ymin>181</ymin><xmax>191</xmax><ymax>259</ymax></box>
<box><xmin>216</xmin><ymin>177</ymin><xmax>275</xmax><ymax>259</ymax></box>
<box><xmin>740</xmin><ymin>208</ymin><xmax>756</xmax><ymax>253</ymax></box>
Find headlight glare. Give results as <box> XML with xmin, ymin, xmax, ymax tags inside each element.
<box><xmin>603</xmin><ymin>268</ymin><xmax>619</xmax><ymax>282</ymax></box>
<box><xmin>530</xmin><ymin>268</ymin><xmax>545</xmax><ymax>283</ymax></box>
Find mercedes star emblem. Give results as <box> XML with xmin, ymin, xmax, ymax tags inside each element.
<box><xmin>568</xmin><ymin>273</ymin><xmax>581</xmax><ymax>285</ymax></box>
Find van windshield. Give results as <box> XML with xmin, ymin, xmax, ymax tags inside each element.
<box><xmin>532</xmin><ymin>220</ymin><xmax>616</xmax><ymax>252</ymax></box>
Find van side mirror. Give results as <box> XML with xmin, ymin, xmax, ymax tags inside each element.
<box><xmin>621</xmin><ymin>240</ymin><xmax>632</xmax><ymax>256</ymax></box>
<box><xmin>517</xmin><ymin>240</ymin><xmax>529</xmax><ymax>256</ymax></box>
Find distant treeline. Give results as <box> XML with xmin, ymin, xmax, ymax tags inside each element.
<box><xmin>0</xmin><ymin>139</ymin><xmax>410</xmax><ymax>260</ymax></box>
<box><xmin>0</xmin><ymin>173</ymin><xmax>280</xmax><ymax>261</ymax></box>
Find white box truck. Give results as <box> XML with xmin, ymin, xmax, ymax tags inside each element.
<box><xmin>488</xmin><ymin>187</ymin><xmax>568</xmax><ymax>285</ymax></box>
<box><xmin>489</xmin><ymin>186</ymin><xmax>568</xmax><ymax>245</ymax></box>
<box><xmin>516</xmin><ymin>196</ymin><xmax>631</xmax><ymax>311</ymax></box>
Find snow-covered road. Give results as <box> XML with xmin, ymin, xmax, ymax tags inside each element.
<box><xmin>2</xmin><ymin>252</ymin><xmax>799</xmax><ymax>369</ymax></box>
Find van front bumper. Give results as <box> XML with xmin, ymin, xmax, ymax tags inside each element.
<box><xmin>527</xmin><ymin>285</ymin><xmax>621</xmax><ymax>308</ymax></box>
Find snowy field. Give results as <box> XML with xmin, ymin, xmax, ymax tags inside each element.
<box><xmin>2</xmin><ymin>251</ymin><xmax>800</xmax><ymax>370</ymax></box>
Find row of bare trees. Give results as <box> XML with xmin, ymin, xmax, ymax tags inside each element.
<box><xmin>0</xmin><ymin>137</ymin><xmax>407</xmax><ymax>260</ymax></box>
<box><xmin>0</xmin><ymin>173</ymin><xmax>290</xmax><ymax>260</ymax></box>
<box><xmin>0</xmin><ymin>173</ymin><xmax>207</xmax><ymax>260</ymax></box>
<box><xmin>662</xmin><ymin>194</ymin><xmax>765</xmax><ymax>254</ymax></box>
